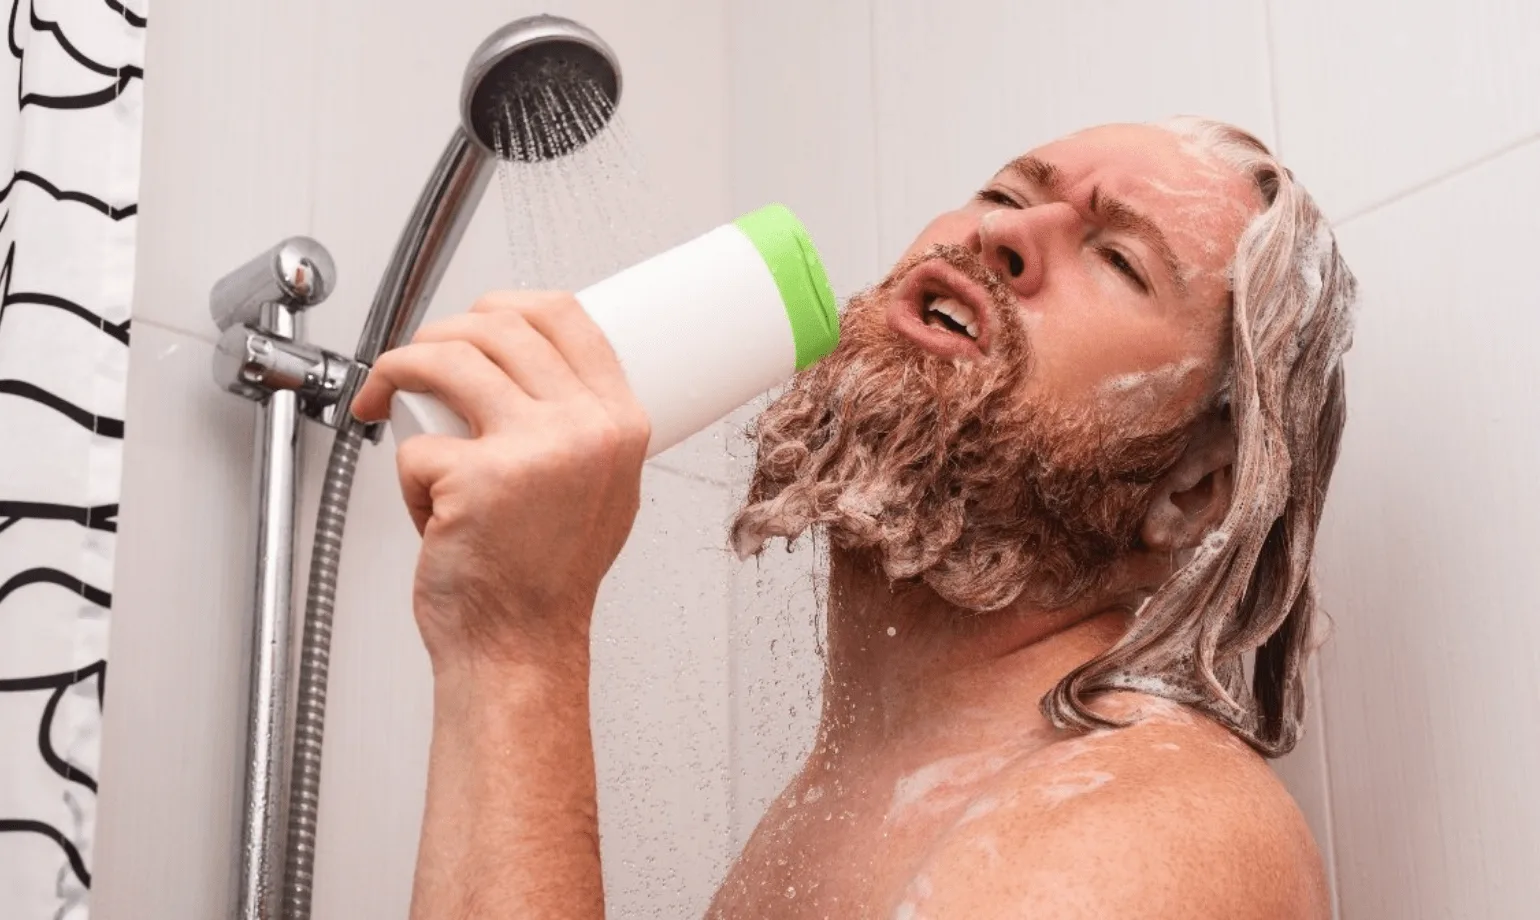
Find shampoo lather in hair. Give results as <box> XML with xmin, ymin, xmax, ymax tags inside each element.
<box><xmin>389</xmin><ymin>204</ymin><xmax>840</xmax><ymax>455</ymax></box>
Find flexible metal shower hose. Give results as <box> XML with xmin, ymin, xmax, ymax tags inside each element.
<box><xmin>282</xmin><ymin>422</ymin><xmax>365</xmax><ymax>920</ymax></box>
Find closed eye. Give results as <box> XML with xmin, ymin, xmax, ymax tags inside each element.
<box><xmin>977</xmin><ymin>187</ymin><xmax>1150</xmax><ymax>294</ymax></box>
<box><xmin>975</xmin><ymin>188</ymin><xmax>1021</xmax><ymax>208</ymax></box>
<box><xmin>1100</xmin><ymin>246</ymin><xmax>1148</xmax><ymax>292</ymax></box>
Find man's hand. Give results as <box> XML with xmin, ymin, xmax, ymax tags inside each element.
<box><xmin>352</xmin><ymin>290</ymin><xmax>645</xmax><ymax>920</ymax></box>
<box><xmin>351</xmin><ymin>290</ymin><xmax>650</xmax><ymax>675</ymax></box>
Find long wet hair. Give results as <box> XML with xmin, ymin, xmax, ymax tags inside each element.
<box><xmin>1044</xmin><ymin>117</ymin><xmax>1359</xmax><ymax>757</ymax></box>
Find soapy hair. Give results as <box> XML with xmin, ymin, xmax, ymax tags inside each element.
<box><xmin>1043</xmin><ymin>117</ymin><xmax>1358</xmax><ymax>757</ymax></box>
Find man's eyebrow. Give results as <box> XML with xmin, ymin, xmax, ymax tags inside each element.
<box><xmin>1004</xmin><ymin>155</ymin><xmax>1063</xmax><ymax>194</ymax></box>
<box><xmin>999</xmin><ymin>155</ymin><xmax>1191</xmax><ymax>296</ymax></box>
<box><xmin>1090</xmin><ymin>187</ymin><xmax>1190</xmax><ymax>296</ymax></box>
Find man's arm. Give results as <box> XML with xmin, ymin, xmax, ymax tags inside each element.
<box><xmin>410</xmin><ymin>659</ymin><xmax>603</xmax><ymax>920</ymax></box>
<box><xmin>351</xmin><ymin>292</ymin><xmax>654</xmax><ymax>920</ymax></box>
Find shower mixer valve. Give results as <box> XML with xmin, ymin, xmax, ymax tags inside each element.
<box><xmin>210</xmin><ymin>236</ymin><xmax>367</xmax><ymax>428</ymax></box>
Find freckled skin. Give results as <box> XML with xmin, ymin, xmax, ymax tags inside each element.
<box><xmin>705</xmin><ymin>124</ymin><xmax>1327</xmax><ymax>920</ymax></box>
<box><xmin>710</xmin><ymin>689</ymin><xmax>1327</xmax><ymax>920</ymax></box>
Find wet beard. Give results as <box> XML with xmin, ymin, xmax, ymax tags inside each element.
<box><xmin>730</xmin><ymin>246</ymin><xmax>1197</xmax><ymax>615</ymax></box>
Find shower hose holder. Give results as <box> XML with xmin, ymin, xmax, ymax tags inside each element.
<box><xmin>210</xmin><ymin>237</ymin><xmax>367</xmax><ymax>429</ymax></box>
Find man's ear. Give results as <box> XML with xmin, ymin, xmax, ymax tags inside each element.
<box><xmin>1141</xmin><ymin>413</ymin><xmax>1236</xmax><ymax>554</ymax></box>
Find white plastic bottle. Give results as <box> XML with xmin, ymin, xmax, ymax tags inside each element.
<box><xmin>389</xmin><ymin>204</ymin><xmax>841</xmax><ymax>456</ymax></box>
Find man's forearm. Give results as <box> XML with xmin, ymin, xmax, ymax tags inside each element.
<box><xmin>411</xmin><ymin>656</ymin><xmax>604</xmax><ymax>920</ymax></box>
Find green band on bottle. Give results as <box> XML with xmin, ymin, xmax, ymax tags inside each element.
<box><xmin>733</xmin><ymin>204</ymin><xmax>840</xmax><ymax>371</ymax></box>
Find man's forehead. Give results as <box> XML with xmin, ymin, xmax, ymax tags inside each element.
<box><xmin>989</xmin><ymin>123</ymin><xmax>1262</xmax><ymax>289</ymax></box>
<box><xmin>999</xmin><ymin>124</ymin><xmax>1234</xmax><ymax>197</ymax></box>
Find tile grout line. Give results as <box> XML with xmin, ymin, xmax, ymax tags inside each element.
<box><xmin>646</xmin><ymin>456</ymin><xmax>733</xmax><ymax>490</ymax></box>
<box><xmin>302</xmin><ymin>0</ymin><xmax>323</xmax><ymax>238</ymax></box>
<box><xmin>721</xmin><ymin>0</ymin><xmax>743</xmax><ymax>861</ymax></box>
<box><xmin>1261</xmin><ymin>0</ymin><xmax>1285</xmax><ymax>159</ymax></box>
<box><xmin>1312</xmin><ymin>658</ymin><xmax>1343</xmax><ymax>920</ymax></box>
<box><xmin>867</xmin><ymin>0</ymin><xmax>885</xmax><ymax>272</ymax></box>
<box><xmin>1334</xmin><ymin>131</ymin><xmax>1540</xmax><ymax>228</ymax></box>
<box><xmin>1262</xmin><ymin>4</ymin><xmax>1339</xmax><ymax>911</ymax></box>
<box><xmin>134</xmin><ymin>315</ymin><xmax>218</xmax><ymax>347</ymax></box>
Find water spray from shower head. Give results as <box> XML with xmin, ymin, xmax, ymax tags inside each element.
<box><xmin>460</xmin><ymin>14</ymin><xmax>624</xmax><ymax>162</ymax></box>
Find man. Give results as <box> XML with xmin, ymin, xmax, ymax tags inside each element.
<box><xmin>351</xmin><ymin>116</ymin><xmax>1357</xmax><ymax>919</ymax></box>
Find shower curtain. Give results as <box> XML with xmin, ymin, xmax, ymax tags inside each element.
<box><xmin>0</xmin><ymin>1</ymin><xmax>146</xmax><ymax>917</ymax></box>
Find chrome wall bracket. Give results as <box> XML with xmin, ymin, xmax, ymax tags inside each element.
<box><xmin>212</xmin><ymin>237</ymin><xmax>365</xmax><ymax>429</ymax></box>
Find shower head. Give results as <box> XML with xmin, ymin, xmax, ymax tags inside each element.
<box><xmin>346</xmin><ymin>15</ymin><xmax>624</xmax><ymax>396</ymax></box>
<box><xmin>459</xmin><ymin>14</ymin><xmax>623</xmax><ymax>162</ymax></box>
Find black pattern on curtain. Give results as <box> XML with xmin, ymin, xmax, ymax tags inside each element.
<box><xmin>0</xmin><ymin>2</ymin><xmax>146</xmax><ymax>917</ymax></box>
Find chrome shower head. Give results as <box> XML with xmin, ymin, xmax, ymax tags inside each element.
<box><xmin>346</xmin><ymin>14</ymin><xmax>624</xmax><ymax>379</ymax></box>
<box><xmin>459</xmin><ymin>14</ymin><xmax>623</xmax><ymax>162</ymax></box>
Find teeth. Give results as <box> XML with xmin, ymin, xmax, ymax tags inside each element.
<box><xmin>926</xmin><ymin>296</ymin><xmax>980</xmax><ymax>339</ymax></box>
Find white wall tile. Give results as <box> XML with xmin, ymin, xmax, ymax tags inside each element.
<box><xmin>726</xmin><ymin>531</ymin><xmax>825</xmax><ymax>853</ymax></box>
<box><xmin>1269</xmin><ymin>0</ymin><xmax>1540</xmax><ymax>220</ymax></box>
<box><xmin>297</xmin><ymin>429</ymin><xmax>433</xmax><ymax>920</ymax></box>
<box><xmin>649</xmin><ymin>425</ymin><xmax>740</xmax><ymax>488</ymax></box>
<box><xmin>128</xmin><ymin>0</ymin><xmax>316</xmax><ymax>339</ymax></box>
<box><xmin>590</xmin><ymin>468</ymin><xmax>735</xmax><ymax>917</ymax></box>
<box><xmin>1268</xmin><ymin>658</ymin><xmax>1340</xmax><ymax>916</ymax></box>
<box><xmin>721</xmin><ymin>0</ymin><xmax>877</xmax><ymax>847</ymax></box>
<box><xmin>656</xmin><ymin>0</ymin><xmax>884</xmax><ymax>491</ymax></box>
<box><xmin>729</xmin><ymin>0</ymin><xmax>882</xmax><ymax>299</ymax></box>
<box><xmin>93</xmin><ymin>323</ymin><xmax>257</xmax><ymax>920</ymax></box>
<box><xmin>1314</xmin><ymin>138</ymin><xmax>1540</xmax><ymax>919</ymax></box>
<box><xmin>872</xmin><ymin>0</ymin><xmax>1274</xmax><ymax>265</ymax></box>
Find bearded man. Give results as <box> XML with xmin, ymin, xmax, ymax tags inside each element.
<box><xmin>353</xmin><ymin>116</ymin><xmax>1357</xmax><ymax>919</ymax></box>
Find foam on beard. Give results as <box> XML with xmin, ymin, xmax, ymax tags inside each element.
<box><xmin>731</xmin><ymin>245</ymin><xmax>1198</xmax><ymax>614</ymax></box>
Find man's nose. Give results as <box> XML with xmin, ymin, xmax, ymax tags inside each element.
<box><xmin>975</xmin><ymin>204</ymin><xmax>1076</xmax><ymax>299</ymax></box>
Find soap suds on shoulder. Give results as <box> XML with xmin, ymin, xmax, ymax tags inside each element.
<box><xmin>887</xmin><ymin>751</ymin><xmax>1015</xmax><ymax>825</ymax></box>
<box><xmin>1037</xmin><ymin>770</ymin><xmax>1115</xmax><ymax>808</ymax></box>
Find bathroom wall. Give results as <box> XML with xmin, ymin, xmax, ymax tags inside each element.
<box><xmin>729</xmin><ymin>1</ymin><xmax>1540</xmax><ymax>917</ymax></box>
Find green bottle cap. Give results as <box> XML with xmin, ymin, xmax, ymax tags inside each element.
<box><xmin>733</xmin><ymin>204</ymin><xmax>840</xmax><ymax>371</ymax></box>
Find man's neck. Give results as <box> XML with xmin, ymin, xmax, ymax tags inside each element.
<box><xmin>811</xmin><ymin>546</ymin><xmax>1132</xmax><ymax>764</ymax></box>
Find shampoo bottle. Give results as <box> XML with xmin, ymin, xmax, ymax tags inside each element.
<box><xmin>390</xmin><ymin>204</ymin><xmax>841</xmax><ymax>456</ymax></box>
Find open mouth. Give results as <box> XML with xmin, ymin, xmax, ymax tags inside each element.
<box><xmin>886</xmin><ymin>261</ymin><xmax>997</xmax><ymax>359</ymax></box>
<box><xmin>921</xmin><ymin>292</ymin><xmax>981</xmax><ymax>339</ymax></box>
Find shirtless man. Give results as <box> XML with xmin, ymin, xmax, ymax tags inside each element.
<box><xmin>352</xmin><ymin>117</ymin><xmax>1357</xmax><ymax>919</ymax></box>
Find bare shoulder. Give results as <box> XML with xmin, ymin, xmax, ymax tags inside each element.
<box><xmin>901</xmin><ymin>693</ymin><xmax>1329</xmax><ymax>920</ymax></box>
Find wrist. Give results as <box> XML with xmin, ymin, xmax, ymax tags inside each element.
<box><xmin>431</xmin><ymin>648</ymin><xmax>592</xmax><ymax>717</ymax></box>
<box><xmin>413</xmin><ymin>631</ymin><xmax>605</xmax><ymax>919</ymax></box>
<box><xmin>415</xmin><ymin>593</ymin><xmax>597</xmax><ymax>688</ymax></box>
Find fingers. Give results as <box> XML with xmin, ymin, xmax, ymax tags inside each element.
<box><xmin>394</xmin><ymin>433</ymin><xmax>461</xmax><ymax>534</ymax></box>
<box><xmin>351</xmin><ymin>341</ymin><xmax>526</xmax><ymax>433</ymax></box>
<box><xmin>472</xmin><ymin>292</ymin><xmax>635</xmax><ymax>412</ymax></box>
<box><xmin>411</xmin><ymin>309</ymin><xmax>586</xmax><ymax>401</ymax></box>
